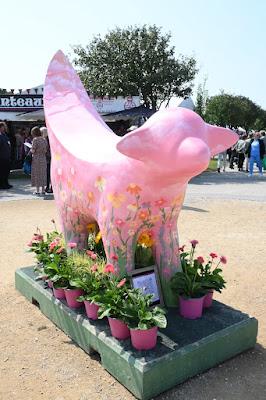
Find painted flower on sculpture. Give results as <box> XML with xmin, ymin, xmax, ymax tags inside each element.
<box><xmin>60</xmin><ymin>190</ymin><xmax>67</xmax><ymax>201</ymax></box>
<box><xmin>95</xmin><ymin>176</ymin><xmax>106</xmax><ymax>192</ymax></box>
<box><xmin>190</xmin><ymin>239</ymin><xmax>199</xmax><ymax>248</ymax></box>
<box><xmin>128</xmin><ymin>229</ymin><xmax>135</xmax><ymax>237</ymax></box>
<box><xmin>54</xmin><ymin>153</ymin><xmax>61</xmax><ymax>161</ymax></box>
<box><xmin>117</xmin><ymin>278</ymin><xmax>126</xmax><ymax>288</ymax></box>
<box><xmin>87</xmin><ymin>223</ymin><xmax>96</xmax><ymax>232</ymax></box>
<box><xmin>67</xmin><ymin>179</ymin><xmax>73</xmax><ymax>189</ymax></box>
<box><xmin>87</xmin><ymin>191</ymin><xmax>95</xmax><ymax>202</ymax></box>
<box><xmin>155</xmin><ymin>198</ymin><xmax>167</xmax><ymax>207</ymax></box>
<box><xmin>138</xmin><ymin>210</ymin><xmax>149</xmax><ymax>221</ymax></box>
<box><xmin>111</xmin><ymin>254</ymin><xmax>119</xmax><ymax>261</ymax></box>
<box><xmin>138</xmin><ymin>230</ymin><xmax>154</xmax><ymax>247</ymax></box>
<box><xmin>107</xmin><ymin>192</ymin><xmax>125</xmax><ymax>208</ymax></box>
<box><xmin>171</xmin><ymin>192</ymin><xmax>185</xmax><ymax>206</ymax></box>
<box><xmin>127</xmin><ymin>203</ymin><xmax>138</xmax><ymax>212</ymax></box>
<box><xmin>141</xmin><ymin>201</ymin><xmax>151</xmax><ymax>209</ymax></box>
<box><xmin>68</xmin><ymin>242</ymin><xmax>77</xmax><ymax>249</ymax></box>
<box><xmin>210</xmin><ymin>252</ymin><xmax>218</xmax><ymax>259</ymax></box>
<box><xmin>115</xmin><ymin>218</ymin><xmax>124</xmax><ymax>227</ymax></box>
<box><xmin>197</xmin><ymin>256</ymin><xmax>205</xmax><ymax>264</ymax></box>
<box><xmin>126</xmin><ymin>183</ymin><xmax>142</xmax><ymax>195</ymax></box>
<box><xmin>150</xmin><ymin>215</ymin><xmax>161</xmax><ymax>224</ymax></box>
<box><xmin>220</xmin><ymin>255</ymin><xmax>227</xmax><ymax>264</ymax></box>
<box><xmin>104</xmin><ymin>264</ymin><xmax>115</xmax><ymax>274</ymax></box>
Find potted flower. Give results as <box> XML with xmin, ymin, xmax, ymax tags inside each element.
<box><xmin>121</xmin><ymin>289</ymin><xmax>167</xmax><ymax>350</ymax></box>
<box><xmin>197</xmin><ymin>253</ymin><xmax>227</xmax><ymax>308</ymax></box>
<box><xmin>98</xmin><ymin>275</ymin><xmax>130</xmax><ymax>339</ymax></box>
<box><xmin>75</xmin><ymin>257</ymin><xmax>110</xmax><ymax>319</ymax></box>
<box><xmin>170</xmin><ymin>240</ymin><xmax>208</xmax><ymax>319</ymax></box>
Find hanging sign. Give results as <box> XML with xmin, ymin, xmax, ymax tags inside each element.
<box><xmin>0</xmin><ymin>94</ymin><xmax>43</xmax><ymax>112</ymax></box>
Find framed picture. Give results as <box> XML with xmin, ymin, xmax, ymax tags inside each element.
<box><xmin>128</xmin><ymin>265</ymin><xmax>163</xmax><ymax>305</ymax></box>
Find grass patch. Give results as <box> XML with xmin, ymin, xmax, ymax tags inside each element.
<box><xmin>206</xmin><ymin>158</ymin><xmax>217</xmax><ymax>172</ymax></box>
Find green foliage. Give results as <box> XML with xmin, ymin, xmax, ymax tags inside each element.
<box><xmin>205</xmin><ymin>93</ymin><xmax>265</xmax><ymax>131</ymax></box>
<box><xmin>72</xmin><ymin>24</ymin><xmax>197</xmax><ymax>110</ymax></box>
<box><xmin>97</xmin><ymin>277</ymin><xmax>129</xmax><ymax>320</ymax></box>
<box><xmin>195</xmin><ymin>77</ymin><xmax>208</xmax><ymax>118</ymax></box>
<box><xmin>135</xmin><ymin>245</ymin><xmax>154</xmax><ymax>268</ymax></box>
<box><xmin>120</xmin><ymin>289</ymin><xmax>167</xmax><ymax>330</ymax></box>
<box><xmin>198</xmin><ymin>262</ymin><xmax>226</xmax><ymax>293</ymax></box>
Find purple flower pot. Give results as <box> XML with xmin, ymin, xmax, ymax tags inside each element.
<box><xmin>203</xmin><ymin>291</ymin><xmax>214</xmax><ymax>308</ymax></box>
<box><xmin>130</xmin><ymin>326</ymin><xmax>158</xmax><ymax>350</ymax></box>
<box><xmin>179</xmin><ymin>295</ymin><xmax>204</xmax><ymax>319</ymax></box>
<box><xmin>84</xmin><ymin>300</ymin><xmax>99</xmax><ymax>320</ymax></box>
<box><xmin>64</xmin><ymin>288</ymin><xmax>84</xmax><ymax>308</ymax></box>
<box><xmin>53</xmin><ymin>287</ymin><xmax>66</xmax><ymax>299</ymax></box>
<box><xmin>108</xmin><ymin>317</ymin><xmax>130</xmax><ymax>340</ymax></box>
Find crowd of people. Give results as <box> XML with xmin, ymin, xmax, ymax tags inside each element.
<box><xmin>0</xmin><ymin>122</ymin><xmax>52</xmax><ymax>194</ymax></box>
<box><xmin>217</xmin><ymin>130</ymin><xmax>266</xmax><ymax>176</ymax></box>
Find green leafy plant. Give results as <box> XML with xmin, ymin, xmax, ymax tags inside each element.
<box><xmin>171</xmin><ymin>241</ymin><xmax>227</xmax><ymax>298</ymax></box>
<box><xmin>97</xmin><ymin>276</ymin><xmax>129</xmax><ymax>320</ymax></box>
<box><xmin>120</xmin><ymin>289</ymin><xmax>167</xmax><ymax>330</ymax></box>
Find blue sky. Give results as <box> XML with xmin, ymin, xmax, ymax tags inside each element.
<box><xmin>1</xmin><ymin>0</ymin><xmax>265</xmax><ymax>107</ymax></box>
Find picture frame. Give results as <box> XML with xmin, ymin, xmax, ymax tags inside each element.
<box><xmin>128</xmin><ymin>265</ymin><xmax>164</xmax><ymax>306</ymax></box>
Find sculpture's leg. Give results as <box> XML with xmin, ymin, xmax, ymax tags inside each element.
<box><xmin>59</xmin><ymin>209</ymin><xmax>90</xmax><ymax>250</ymax></box>
<box><xmin>153</xmin><ymin>222</ymin><xmax>180</xmax><ymax>307</ymax></box>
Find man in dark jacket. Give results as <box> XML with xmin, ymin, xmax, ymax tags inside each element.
<box><xmin>0</xmin><ymin>121</ymin><xmax>13</xmax><ymax>189</ymax></box>
<box><xmin>246</xmin><ymin>132</ymin><xmax>265</xmax><ymax>176</ymax></box>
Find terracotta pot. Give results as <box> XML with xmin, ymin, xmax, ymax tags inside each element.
<box><xmin>84</xmin><ymin>300</ymin><xmax>99</xmax><ymax>320</ymax></box>
<box><xmin>130</xmin><ymin>326</ymin><xmax>158</xmax><ymax>350</ymax></box>
<box><xmin>64</xmin><ymin>288</ymin><xmax>84</xmax><ymax>308</ymax></box>
<box><xmin>53</xmin><ymin>287</ymin><xmax>66</xmax><ymax>299</ymax></box>
<box><xmin>179</xmin><ymin>295</ymin><xmax>205</xmax><ymax>319</ymax></box>
<box><xmin>203</xmin><ymin>291</ymin><xmax>214</xmax><ymax>308</ymax></box>
<box><xmin>108</xmin><ymin>317</ymin><xmax>130</xmax><ymax>340</ymax></box>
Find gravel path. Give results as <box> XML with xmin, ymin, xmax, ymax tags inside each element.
<box><xmin>0</xmin><ymin>173</ymin><xmax>266</xmax><ymax>400</ymax></box>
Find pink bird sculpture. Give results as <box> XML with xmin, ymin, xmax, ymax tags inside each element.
<box><xmin>44</xmin><ymin>50</ymin><xmax>238</xmax><ymax>306</ymax></box>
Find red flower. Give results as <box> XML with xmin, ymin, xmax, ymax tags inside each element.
<box><xmin>104</xmin><ymin>263</ymin><xmax>115</xmax><ymax>274</ymax></box>
<box><xmin>49</xmin><ymin>241</ymin><xmax>58</xmax><ymax>251</ymax></box>
<box><xmin>220</xmin><ymin>255</ymin><xmax>227</xmax><ymax>264</ymax></box>
<box><xmin>91</xmin><ymin>264</ymin><xmax>98</xmax><ymax>272</ymax></box>
<box><xmin>86</xmin><ymin>250</ymin><xmax>97</xmax><ymax>260</ymax></box>
<box><xmin>210</xmin><ymin>252</ymin><xmax>218</xmax><ymax>259</ymax></box>
<box><xmin>190</xmin><ymin>239</ymin><xmax>199</xmax><ymax>248</ymax></box>
<box><xmin>197</xmin><ymin>256</ymin><xmax>204</xmax><ymax>264</ymax></box>
<box><xmin>117</xmin><ymin>278</ymin><xmax>126</xmax><ymax>288</ymax></box>
<box><xmin>68</xmin><ymin>242</ymin><xmax>77</xmax><ymax>249</ymax></box>
<box><xmin>111</xmin><ymin>254</ymin><xmax>119</xmax><ymax>261</ymax></box>
<box><xmin>178</xmin><ymin>245</ymin><xmax>185</xmax><ymax>252</ymax></box>
<box><xmin>33</xmin><ymin>234</ymin><xmax>43</xmax><ymax>242</ymax></box>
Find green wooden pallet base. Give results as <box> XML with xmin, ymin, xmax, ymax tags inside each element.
<box><xmin>15</xmin><ymin>267</ymin><xmax>258</xmax><ymax>400</ymax></box>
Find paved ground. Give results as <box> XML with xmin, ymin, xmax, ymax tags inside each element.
<box><xmin>1</xmin><ymin>169</ymin><xmax>265</xmax><ymax>203</ymax></box>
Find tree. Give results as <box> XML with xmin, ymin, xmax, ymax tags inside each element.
<box><xmin>72</xmin><ymin>25</ymin><xmax>197</xmax><ymax>110</ymax></box>
<box><xmin>195</xmin><ymin>77</ymin><xmax>208</xmax><ymax>118</ymax></box>
<box><xmin>205</xmin><ymin>93</ymin><xmax>263</xmax><ymax>131</ymax></box>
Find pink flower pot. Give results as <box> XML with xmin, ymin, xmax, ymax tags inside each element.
<box><xmin>108</xmin><ymin>317</ymin><xmax>130</xmax><ymax>340</ymax></box>
<box><xmin>47</xmin><ymin>280</ymin><xmax>53</xmax><ymax>288</ymax></box>
<box><xmin>203</xmin><ymin>291</ymin><xmax>214</xmax><ymax>308</ymax></box>
<box><xmin>53</xmin><ymin>287</ymin><xmax>66</xmax><ymax>299</ymax></box>
<box><xmin>179</xmin><ymin>295</ymin><xmax>204</xmax><ymax>319</ymax></box>
<box><xmin>84</xmin><ymin>300</ymin><xmax>99</xmax><ymax>320</ymax></box>
<box><xmin>64</xmin><ymin>288</ymin><xmax>84</xmax><ymax>308</ymax></box>
<box><xmin>130</xmin><ymin>326</ymin><xmax>158</xmax><ymax>350</ymax></box>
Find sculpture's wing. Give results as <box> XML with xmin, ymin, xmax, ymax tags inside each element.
<box><xmin>44</xmin><ymin>50</ymin><xmax>116</xmax><ymax>162</ymax></box>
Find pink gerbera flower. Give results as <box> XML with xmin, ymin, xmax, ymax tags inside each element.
<box><xmin>197</xmin><ymin>256</ymin><xmax>204</xmax><ymax>264</ymax></box>
<box><xmin>210</xmin><ymin>252</ymin><xmax>218</xmax><ymax>259</ymax></box>
<box><xmin>190</xmin><ymin>239</ymin><xmax>199</xmax><ymax>248</ymax></box>
<box><xmin>91</xmin><ymin>264</ymin><xmax>98</xmax><ymax>272</ymax></box>
<box><xmin>111</xmin><ymin>254</ymin><xmax>118</xmax><ymax>261</ymax></box>
<box><xmin>117</xmin><ymin>278</ymin><xmax>126</xmax><ymax>288</ymax></box>
<box><xmin>104</xmin><ymin>264</ymin><xmax>115</xmax><ymax>274</ymax></box>
<box><xmin>220</xmin><ymin>255</ymin><xmax>227</xmax><ymax>264</ymax></box>
<box><xmin>86</xmin><ymin>250</ymin><xmax>97</xmax><ymax>260</ymax></box>
<box><xmin>68</xmin><ymin>242</ymin><xmax>77</xmax><ymax>249</ymax></box>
